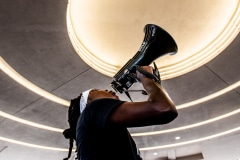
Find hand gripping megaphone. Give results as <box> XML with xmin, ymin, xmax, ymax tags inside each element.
<box><xmin>110</xmin><ymin>24</ymin><xmax>178</xmax><ymax>99</ymax></box>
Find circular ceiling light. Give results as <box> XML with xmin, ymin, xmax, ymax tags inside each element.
<box><xmin>67</xmin><ymin>0</ymin><xmax>239</xmax><ymax>79</ymax></box>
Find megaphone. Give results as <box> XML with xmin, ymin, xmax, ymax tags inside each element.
<box><xmin>110</xmin><ymin>24</ymin><xmax>178</xmax><ymax>97</ymax></box>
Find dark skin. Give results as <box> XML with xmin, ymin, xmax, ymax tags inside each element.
<box><xmin>87</xmin><ymin>66</ymin><xmax>178</xmax><ymax>127</ymax></box>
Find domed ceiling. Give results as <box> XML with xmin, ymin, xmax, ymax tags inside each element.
<box><xmin>0</xmin><ymin>0</ymin><xmax>239</xmax><ymax>160</ymax></box>
<box><xmin>67</xmin><ymin>0</ymin><xmax>239</xmax><ymax>79</ymax></box>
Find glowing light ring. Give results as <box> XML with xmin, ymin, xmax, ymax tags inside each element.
<box><xmin>139</xmin><ymin>126</ymin><xmax>240</xmax><ymax>151</ymax></box>
<box><xmin>0</xmin><ymin>136</ymin><xmax>68</xmax><ymax>151</ymax></box>
<box><xmin>0</xmin><ymin>57</ymin><xmax>70</xmax><ymax>107</ymax></box>
<box><xmin>176</xmin><ymin>80</ymin><xmax>240</xmax><ymax>109</ymax></box>
<box><xmin>132</xmin><ymin>108</ymin><xmax>240</xmax><ymax>136</ymax></box>
<box><xmin>0</xmin><ymin>111</ymin><xmax>63</xmax><ymax>133</ymax></box>
<box><xmin>0</xmin><ymin>126</ymin><xmax>240</xmax><ymax>151</ymax></box>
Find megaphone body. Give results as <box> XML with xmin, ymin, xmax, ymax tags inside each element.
<box><xmin>110</xmin><ymin>24</ymin><xmax>178</xmax><ymax>94</ymax></box>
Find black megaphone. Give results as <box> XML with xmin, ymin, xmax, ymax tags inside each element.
<box><xmin>110</xmin><ymin>24</ymin><xmax>178</xmax><ymax>97</ymax></box>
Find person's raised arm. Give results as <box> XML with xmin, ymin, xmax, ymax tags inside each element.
<box><xmin>110</xmin><ymin>66</ymin><xmax>178</xmax><ymax>127</ymax></box>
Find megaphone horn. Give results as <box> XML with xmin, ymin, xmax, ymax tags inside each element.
<box><xmin>110</xmin><ymin>24</ymin><xmax>178</xmax><ymax>94</ymax></box>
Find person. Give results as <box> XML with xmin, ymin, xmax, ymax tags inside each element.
<box><xmin>76</xmin><ymin>66</ymin><xmax>178</xmax><ymax>160</ymax></box>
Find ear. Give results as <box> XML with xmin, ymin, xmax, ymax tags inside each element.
<box><xmin>87</xmin><ymin>93</ymin><xmax>93</xmax><ymax>104</ymax></box>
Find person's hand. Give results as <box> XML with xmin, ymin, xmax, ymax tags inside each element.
<box><xmin>136</xmin><ymin>66</ymin><xmax>153</xmax><ymax>82</ymax></box>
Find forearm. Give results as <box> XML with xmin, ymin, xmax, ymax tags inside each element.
<box><xmin>111</xmin><ymin>76</ymin><xmax>177</xmax><ymax>127</ymax></box>
<box><xmin>141</xmin><ymin>77</ymin><xmax>168</xmax><ymax>101</ymax></box>
<box><xmin>141</xmin><ymin>78</ymin><xmax>178</xmax><ymax>125</ymax></box>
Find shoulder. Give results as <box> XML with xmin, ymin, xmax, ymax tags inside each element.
<box><xmin>82</xmin><ymin>98</ymin><xmax>125</xmax><ymax>128</ymax></box>
<box><xmin>89</xmin><ymin>98</ymin><xmax>125</xmax><ymax>107</ymax></box>
<box><xmin>85</xmin><ymin>98</ymin><xmax>125</xmax><ymax>114</ymax></box>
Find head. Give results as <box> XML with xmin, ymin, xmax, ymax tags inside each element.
<box><xmin>88</xmin><ymin>89</ymin><xmax>119</xmax><ymax>102</ymax></box>
<box><xmin>80</xmin><ymin>89</ymin><xmax>119</xmax><ymax>113</ymax></box>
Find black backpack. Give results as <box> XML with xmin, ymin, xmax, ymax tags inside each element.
<box><xmin>63</xmin><ymin>95</ymin><xmax>81</xmax><ymax>160</ymax></box>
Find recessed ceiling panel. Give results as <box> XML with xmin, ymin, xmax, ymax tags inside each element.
<box><xmin>67</xmin><ymin>0</ymin><xmax>239</xmax><ymax>79</ymax></box>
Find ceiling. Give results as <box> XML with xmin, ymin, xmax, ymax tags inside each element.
<box><xmin>0</xmin><ymin>0</ymin><xmax>240</xmax><ymax>160</ymax></box>
<box><xmin>68</xmin><ymin>0</ymin><xmax>239</xmax><ymax>79</ymax></box>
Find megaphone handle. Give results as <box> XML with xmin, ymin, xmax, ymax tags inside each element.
<box><xmin>153</xmin><ymin>62</ymin><xmax>161</xmax><ymax>84</ymax></box>
<box><xmin>136</xmin><ymin>65</ymin><xmax>161</xmax><ymax>84</ymax></box>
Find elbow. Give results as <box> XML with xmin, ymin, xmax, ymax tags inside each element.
<box><xmin>165</xmin><ymin>109</ymin><xmax>178</xmax><ymax>123</ymax></box>
<box><xmin>158</xmin><ymin>110</ymin><xmax>178</xmax><ymax>124</ymax></box>
<box><xmin>155</xmin><ymin>104</ymin><xmax>178</xmax><ymax>124</ymax></box>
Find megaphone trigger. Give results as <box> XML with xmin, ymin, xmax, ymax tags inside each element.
<box><xmin>153</xmin><ymin>62</ymin><xmax>161</xmax><ymax>84</ymax></box>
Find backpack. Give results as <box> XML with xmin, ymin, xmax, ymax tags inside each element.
<box><xmin>63</xmin><ymin>95</ymin><xmax>81</xmax><ymax>160</ymax></box>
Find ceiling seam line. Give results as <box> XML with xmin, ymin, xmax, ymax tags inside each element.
<box><xmin>12</xmin><ymin>68</ymin><xmax>93</xmax><ymax>112</ymax></box>
<box><xmin>12</xmin><ymin>97</ymin><xmax>44</xmax><ymax>116</ymax></box>
<box><xmin>205</xmin><ymin>65</ymin><xmax>229</xmax><ymax>84</ymax></box>
<box><xmin>0</xmin><ymin>146</ymin><xmax>8</xmax><ymax>153</ymax></box>
<box><xmin>0</xmin><ymin>68</ymin><xmax>92</xmax><ymax>116</ymax></box>
<box><xmin>205</xmin><ymin>65</ymin><xmax>240</xmax><ymax>96</ymax></box>
<box><xmin>48</xmin><ymin>67</ymin><xmax>92</xmax><ymax>93</ymax></box>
